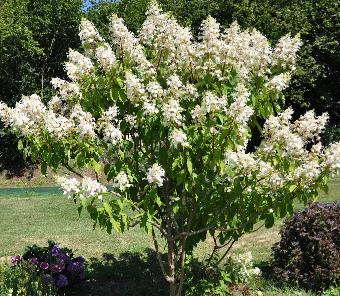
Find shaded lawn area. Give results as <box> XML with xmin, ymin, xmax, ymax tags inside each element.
<box><xmin>0</xmin><ymin>177</ymin><xmax>339</xmax><ymax>295</ymax></box>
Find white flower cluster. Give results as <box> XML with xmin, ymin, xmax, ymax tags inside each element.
<box><xmin>113</xmin><ymin>171</ymin><xmax>132</xmax><ymax>190</ymax></box>
<box><xmin>95</xmin><ymin>44</ymin><xmax>117</xmax><ymax>71</ymax></box>
<box><xmin>170</xmin><ymin>129</ymin><xmax>189</xmax><ymax>148</ymax></box>
<box><xmin>111</xmin><ymin>15</ymin><xmax>155</xmax><ymax>77</ymax></box>
<box><xmin>139</xmin><ymin>2</ymin><xmax>195</xmax><ymax>71</ymax></box>
<box><xmin>70</xmin><ymin>104</ymin><xmax>97</xmax><ymax>139</ymax></box>
<box><xmin>234</xmin><ymin>252</ymin><xmax>261</xmax><ymax>281</ymax></box>
<box><xmin>79</xmin><ymin>18</ymin><xmax>103</xmax><ymax>46</ymax></box>
<box><xmin>65</xmin><ymin>49</ymin><xmax>94</xmax><ymax>81</ymax></box>
<box><xmin>1</xmin><ymin>94</ymin><xmax>46</xmax><ymax>136</ymax></box>
<box><xmin>272</xmin><ymin>33</ymin><xmax>302</xmax><ymax>69</ymax></box>
<box><xmin>51</xmin><ymin>78</ymin><xmax>81</xmax><ymax>102</ymax></box>
<box><xmin>58</xmin><ymin>176</ymin><xmax>107</xmax><ymax>200</ymax></box>
<box><xmin>147</xmin><ymin>163</ymin><xmax>165</xmax><ymax>187</ymax></box>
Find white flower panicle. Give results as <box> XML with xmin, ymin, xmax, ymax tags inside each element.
<box><xmin>323</xmin><ymin>142</ymin><xmax>340</xmax><ymax>175</ymax></box>
<box><xmin>45</xmin><ymin>110</ymin><xmax>74</xmax><ymax>139</ymax></box>
<box><xmin>103</xmin><ymin>124</ymin><xmax>123</xmax><ymax>145</ymax></box>
<box><xmin>51</xmin><ymin>78</ymin><xmax>80</xmax><ymax>101</ymax></box>
<box><xmin>162</xmin><ymin>99</ymin><xmax>183</xmax><ymax>126</ymax></box>
<box><xmin>147</xmin><ymin>81</ymin><xmax>164</xmax><ymax>99</ymax></box>
<box><xmin>147</xmin><ymin>163</ymin><xmax>165</xmax><ymax>187</ymax></box>
<box><xmin>8</xmin><ymin>94</ymin><xmax>46</xmax><ymax>136</ymax></box>
<box><xmin>80</xmin><ymin>177</ymin><xmax>107</xmax><ymax>200</ymax></box>
<box><xmin>202</xmin><ymin>91</ymin><xmax>228</xmax><ymax>114</ymax></box>
<box><xmin>125</xmin><ymin>72</ymin><xmax>147</xmax><ymax>104</ymax></box>
<box><xmin>139</xmin><ymin>2</ymin><xmax>195</xmax><ymax>71</ymax></box>
<box><xmin>266</xmin><ymin>73</ymin><xmax>291</xmax><ymax>92</ymax></box>
<box><xmin>57</xmin><ymin>176</ymin><xmax>80</xmax><ymax>198</ymax></box>
<box><xmin>225</xmin><ymin>150</ymin><xmax>257</xmax><ymax>173</ymax></box>
<box><xmin>95</xmin><ymin>43</ymin><xmax>116</xmax><ymax>71</ymax></box>
<box><xmin>227</xmin><ymin>84</ymin><xmax>253</xmax><ymax>126</ymax></box>
<box><xmin>170</xmin><ymin>129</ymin><xmax>189</xmax><ymax>148</ymax></box>
<box><xmin>113</xmin><ymin>171</ymin><xmax>132</xmax><ymax>190</ymax></box>
<box><xmin>111</xmin><ymin>14</ymin><xmax>155</xmax><ymax>77</ymax></box>
<box><xmin>65</xmin><ymin>49</ymin><xmax>94</xmax><ymax>81</ymax></box>
<box><xmin>70</xmin><ymin>104</ymin><xmax>97</xmax><ymax>139</ymax></box>
<box><xmin>79</xmin><ymin>18</ymin><xmax>103</xmax><ymax>46</ymax></box>
<box><xmin>294</xmin><ymin>160</ymin><xmax>321</xmax><ymax>184</ymax></box>
<box><xmin>0</xmin><ymin>102</ymin><xmax>11</xmax><ymax>127</ymax></box>
<box><xmin>272</xmin><ymin>33</ymin><xmax>302</xmax><ymax>69</ymax></box>
<box><xmin>292</xmin><ymin>110</ymin><xmax>329</xmax><ymax>140</ymax></box>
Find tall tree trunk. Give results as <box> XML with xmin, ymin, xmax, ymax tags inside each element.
<box><xmin>168</xmin><ymin>239</ymin><xmax>176</xmax><ymax>296</ymax></box>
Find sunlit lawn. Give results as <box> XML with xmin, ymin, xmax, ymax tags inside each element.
<box><xmin>0</xmin><ymin>177</ymin><xmax>338</xmax><ymax>295</ymax></box>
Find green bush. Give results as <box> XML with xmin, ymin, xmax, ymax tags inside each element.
<box><xmin>0</xmin><ymin>261</ymin><xmax>58</xmax><ymax>296</ymax></box>
<box><xmin>270</xmin><ymin>202</ymin><xmax>340</xmax><ymax>292</ymax></box>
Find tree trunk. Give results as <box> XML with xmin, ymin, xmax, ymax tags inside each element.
<box><xmin>168</xmin><ymin>239</ymin><xmax>176</xmax><ymax>296</ymax></box>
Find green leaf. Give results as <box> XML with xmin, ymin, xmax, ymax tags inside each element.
<box><xmin>41</xmin><ymin>161</ymin><xmax>47</xmax><ymax>175</ymax></box>
<box><xmin>187</xmin><ymin>158</ymin><xmax>193</xmax><ymax>175</ymax></box>
<box><xmin>92</xmin><ymin>159</ymin><xmax>101</xmax><ymax>174</ymax></box>
<box><xmin>265</xmin><ymin>214</ymin><xmax>275</xmax><ymax>228</ymax></box>
<box><xmin>103</xmin><ymin>202</ymin><xmax>113</xmax><ymax>218</ymax></box>
<box><xmin>110</xmin><ymin>218</ymin><xmax>121</xmax><ymax>232</ymax></box>
<box><xmin>18</xmin><ymin>139</ymin><xmax>23</xmax><ymax>150</ymax></box>
<box><xmin>289</xmin><ymin>185</ymin><xmax>297</xmax><ymax>192</ymax></box>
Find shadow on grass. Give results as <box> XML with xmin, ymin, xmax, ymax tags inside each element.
<box><xmin>72</xmin><ymin>248</ymin><xmax>168</xmax><ymax>296</ymax></box>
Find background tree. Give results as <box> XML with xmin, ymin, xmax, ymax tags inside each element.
<box><xmin>0</xmin><ymin>0</ymin><xmax>82</xmax><ymax>175</ymax></box>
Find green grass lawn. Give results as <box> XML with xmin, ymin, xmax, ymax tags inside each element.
<box><xmin>0</xmin><ymin>177</ymin><xmax>339</xmax><ymax>295</ymax></box>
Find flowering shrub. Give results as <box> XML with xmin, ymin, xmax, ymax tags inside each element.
<box><xmin>186</xmin><ymin>252</ymin><xmax>260</xmax><ymax>295</ymax></box>
<box><xmin>20</xmin><ymin>241</ymin><xmax>85</xmax><ymax>289</ymax></box>
<box><xmin>0</xmin><ymin>261</ymin><xmax>58</xmax><ymax>296</ymax></box>
<box><xmin>0</xmin><ymin>1</ymin><xmax>339</xmax><ymax>295</ymax></box>
<box><xmin>270</xmin><ymin>202</ymin><xmax>340</xmax><ymax>291</ymax></box>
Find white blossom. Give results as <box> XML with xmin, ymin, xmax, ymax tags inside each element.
<box><xmin>45</xmin><ymin>110</ymin><xmax>74</xmax><ymax>139</ymax></box>
<box><xmin>227</xmin><ymin>84</ymin><xmax>253</xmax><ymax>126</ymax></box>
<box><xmin>170</xmin><ymin>129</ymin><xmax>189</xmax><ymax>148</ymax></box>
<box><xmin>266</xmin><ymin>73</ymin><xmax>291</xmax><ymax>92</ymax></box>
<box><xmin>147</xmin><ymin>163</ymin><xmax>165</xmax><ymax>187</ymax></box>
<box><xmin>70</xmin><ymin>104</ymin><xmax>97</xmax><ymax>139</ymax></box>
<box><xmin>162</xmin><ymin>99</ymin><xmax>183</xmax><ymax>126</ymax></box>
<box><xmin>57</xmin><ymin>176</ymin><xmax>80</xmax><ymax>199</ymax></box>
<box><xmin>79</xmin><ymin>18</ymin><xmax>103</xmax><ymax>46</ymax></box>
<box><xmin>103</xmin><ymin>124</ymin><xmax>123</xmax><ymax>145</ymax></box>
<box><xmin>113</xmin><ymin>171</ymin><xmax>132</xmax><ymax>190</ymax></box>
<box><xmin>272</xmin><ymin>33</ymin><xmax>302</xmax><ymax>69</ymax></box>
<box><xmin>95</xmin><ymin>43</ymin><xmax>116</xmax><ymax>71</ymax></box>
<box><xmin>65</xmin><ymin>49</ymin><xmax>94</xmax><ymax>81</ymax></box>
<box><xmin>80</xmin><ymin>177</ymin><xmax>107</xmax><ymax>200</ymax></box>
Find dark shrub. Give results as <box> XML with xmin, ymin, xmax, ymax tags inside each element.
<box><xmin>20</xmin><ymin>240</ymin><xmax>85</xmax><ymax>289</ymax></box>
<box><xmin>270</xmin><ymin>202</ymin><xmax>340</xmax><ymax>291</ymax></box>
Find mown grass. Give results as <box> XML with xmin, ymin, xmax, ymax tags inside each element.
<box><xmin>0</xmin><ymin>177</ymin><xmax>339</xmax><ymax>295</ymax></box>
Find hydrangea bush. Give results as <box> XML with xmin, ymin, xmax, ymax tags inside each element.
<box><xmin>18</xmin><ymin>241</ymin><xmax>85</xmax><ymax>289</ymax></box>
<box><xmin>0</xmin><ymin>2</ymin><xmax>339</xmax><ymax>295</ymax></box>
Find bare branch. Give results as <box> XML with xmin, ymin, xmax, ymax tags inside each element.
<box><xmin>152</xmin><ymin>228</ymin><xmax>171</xmax><ymax>282</ymax></box>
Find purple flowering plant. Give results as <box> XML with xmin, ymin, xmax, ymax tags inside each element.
<box><xmin>11</xmin><ymin>240</ymin><xmax>86</xmax><ymax>289</ymax></box>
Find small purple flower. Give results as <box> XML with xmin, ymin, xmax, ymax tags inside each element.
<box><xmin>67</xmin><ymin>261</ymin><xmax>84</xmax><ymax>273</ymax></box>
<box><xmin>30</xmin><ymin>257</ymin><xmax>39</xmax><ymax>265</ymax></box>
<box><xmin>57</xmin><ymin>252</ymin><xmax>70</xmax><ymax>263</ymax></box>
<box><xmin>11</xmin><ymin>256</ymin><xmax>21</xmax><ymax>266</ymax></box>
<box><xmin>40</xmin><ymin>262</ymin><xmax>49</xmax><ymax>270</ymax></box>
<box><xmin>55</xmin><ymin>274</ymin><xmax>69</xmax><ymax>287</ymax></box>
<box><xmin>74</xmin><ymin>256</ymin><xmax>85</xmax><ymax>264</ymax></box>
<box><xmin>51</xmin><ymin>245</ymin><xmax>60</xmax><ymax>256</ymax></box>
<box><xmin>51</xmin><ymin>263</ymin><xmax>63</xmax><ymax>273</ymax></box>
